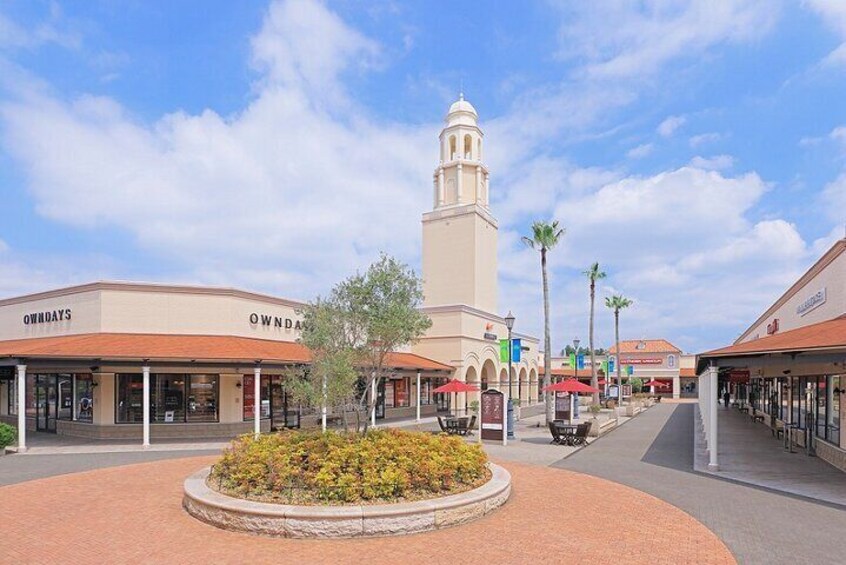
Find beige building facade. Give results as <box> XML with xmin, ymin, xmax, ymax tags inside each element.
<box><xmin>415</xmin><ymin>96</ymin><xmax>540</xmax><ymax>415</ymax></box>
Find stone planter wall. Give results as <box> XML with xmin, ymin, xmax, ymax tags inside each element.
<box><xmin>183</xmin><ymin>463</ymin><xmax>511</xmax><ymax>538</ymax></box>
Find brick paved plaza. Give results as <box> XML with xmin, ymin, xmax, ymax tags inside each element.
<box><xmin>1</xmin><ymin>403</ymin><xmax>844</xmax><ymax>564</ymax></box>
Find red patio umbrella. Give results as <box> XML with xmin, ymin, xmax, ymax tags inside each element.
<box><xmin>542</xmin><ymin>379</ymin><xmax>599</xmax><ymax>424</ymax></box>
<box><xmin>644</xmin><ymin>379</ymin><xmax>668</xmax><ymax>388</ymax></box>
<box><xmin>542</xmin><ymin>378</ymin><xmax>599</xmax><ymax>394</ymax></box>
<box><xmin>433</xmin><ymin>379</ymin><xmax>480</xmax><ymax>417</ymax></box>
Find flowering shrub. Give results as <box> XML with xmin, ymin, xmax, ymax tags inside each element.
<box><xmin>0</xmin><ymin>423</ymin><xmax>15</xmax><ymax>449</ymax></box>
<box><xmin>210</xmin><ymin>428</ymin><xmax>489</xmax><ymax>504</ymax></box>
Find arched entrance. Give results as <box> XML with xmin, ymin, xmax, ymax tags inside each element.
<box><xmin>481</xmin><ymin>359</ymin><xmax>497</xmax><ymax>393</ymax></box>
<box><xmin>464</xmin><ymin>365</ymin><xmax>479</xmax><ymax>417</ymax></box>
<box><xmin>529</xmin><ymin>369</ymin><xmax>538</xmax><ymax>404</ymax></box>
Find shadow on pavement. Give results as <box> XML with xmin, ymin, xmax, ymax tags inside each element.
<box><xmin>640</xmin><ymin>403</ymin><xmax>694</xmax><ymax>472</ymax></box>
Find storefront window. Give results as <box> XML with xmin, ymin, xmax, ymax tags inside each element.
<box><xmin>420</xmin><ymin>379</ymin><xmax>433</xmax><ymax>405</ymax></box>
<box><xmin>7</xmin><ymin>378</ymin><xmax>16</xmax><ymax>416</ymax></box>
<box><xmin>76</xmin><ymin>374</ymin><xmax>94</xmax><ymax>423</ymax></box>
<box><xmin>26</xmin><ymin>374</ymin><xmax>36</xmax><ymax>419</ymax></box>
<box><xmin>117</xmin><ymin>373</ymin><xmax>219</xmax><ymax>424</ymax></box>
<box><xmin>154</xmin><ymin>374</ymin><xmax>186</xmax><ymax>423</ymax></box>
<box><xmin>187</xmin><ymin>375</ymin><xmax>218</xmax><ymax>423</ymax></box>
<box><xmin>116</xmin><ymin>374</ymin><xmax>144</xmax><ymax>423</ymax></box>
<box><xmin>57</xmin><ymin>374</ymin><xmax>73</xmax><ymax>421</ymax></box>
<box><xmin>243</xmin><ymin>375</ymin><xmax>271</xmax><ymax>420</ymax></box>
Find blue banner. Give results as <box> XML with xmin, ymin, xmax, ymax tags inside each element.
<box><xmin>512</xmin><ymin>339</ymin><xmax>521</xmax><ymax>363</ymax></box>
<box><xmin>577</xmin><ymin>354</ymin><xmax>585</xmax><ymax>370</ymax></box>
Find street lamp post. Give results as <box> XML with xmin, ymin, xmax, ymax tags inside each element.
<box><xmin>573</xmin><ymin>337</ymin><xmax>580</xmax><ymax>421</ymax></box>
<box><xmin>505</xmin><ymin>311</ymin><xmax>515</xmax><ymax>439</ymax></box>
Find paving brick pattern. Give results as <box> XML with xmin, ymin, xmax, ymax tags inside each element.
<box><xmin>554</xmin><ymin>403</ymin><xmax>846</xmax><ymax>565</ymax></box>
<box><xmin>0</xmin><ymin>455</ymin><xmax>732</xmax><ymax>564</ymax></box>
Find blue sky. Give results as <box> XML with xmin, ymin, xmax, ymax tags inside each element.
<box><xmin>0</xmin><ymin>0</ymin><xmax>844</xmax><ymax>353</ymax></box>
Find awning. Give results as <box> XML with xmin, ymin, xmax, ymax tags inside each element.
<box><xmin>0</xmin><ymin>332</ymin><xmax>453</xmax><ymax>372</ymax></box>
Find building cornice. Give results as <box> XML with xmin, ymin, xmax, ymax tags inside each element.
<box><xmin>422</xmin><ymin>203</ymin><xmax>498</xmax><ymax>229</ymax></box>
<box><xmin>0</xmin><ymin>281</ymin><xmax>307</xmax><ymax>310</ymax></box>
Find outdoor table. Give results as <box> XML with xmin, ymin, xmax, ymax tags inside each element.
<box><xmin>444</xmin><ymin>417</ymin><xmax>469</xmax><ymax>435</ymax></box>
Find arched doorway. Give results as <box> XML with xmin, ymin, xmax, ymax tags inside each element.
<box><xmin>481</xmin><ymin>359</ymin><xmax>497</xmax><ymax>393</ymax></box>
<box><xmin>464</xmin><ymin>365</ymin><xmax>479</xmax><ymax>417</ymax></box>
<box><xmin>529</xmin><ymin>369</ymin><xmax>538</xmax><ymax>404</ymax></box>
<box><xmin>518</xmin><ymin>367</ymin><xmax>528</xmax><ymax>403</ymax></box>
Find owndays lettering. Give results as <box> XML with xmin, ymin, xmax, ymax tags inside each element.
<box><xmin>23</xmin><ymin>308</ymin><xmax>72</xmax><ymax>325</ymax></box>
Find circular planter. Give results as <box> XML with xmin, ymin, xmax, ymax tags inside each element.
<box><xmin>183</xmin><ymin>463</ymin><xmax>511</xmax><ymax>538</ymax></box>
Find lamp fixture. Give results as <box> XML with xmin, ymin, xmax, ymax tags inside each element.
<box><xmin>504</xmin><ymin>311</ymin><xmax>515</xmax><ymax>331</ymax></box>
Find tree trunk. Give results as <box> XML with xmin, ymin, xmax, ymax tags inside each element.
<box><xmin>615</xmin><ymin>309</ymin><xmax>622</xmax><ymax>410</ymax></box>
<box><xmin>542</xmin><ymin>247</ymin><xmax>553</xmax><ymax>424</ymax></box>
<box><xmin>589</xmin><ymin>279</ymin><xmax>598</xmax><ymax>405</ymax></box>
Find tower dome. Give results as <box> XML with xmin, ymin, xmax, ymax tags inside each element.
<box><xmin>445</xmin><ymin>93</ymin><xmax>478</xmax><ymax>127</ymax></box>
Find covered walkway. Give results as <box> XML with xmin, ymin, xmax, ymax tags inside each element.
<box><xmin>695</xmin><ymin>403</ymin><xmax>846</xmax><ymax>506</ymax></box>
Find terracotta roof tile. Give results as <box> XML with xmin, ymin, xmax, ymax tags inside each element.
<box><xmin>0</xmin><ymin>333</ymin><xmax>452</xmax><ymax>372</ymax></box>
<box><xmin>701</xmin><ymin>315</ymin><xmax>846</xmax><ymax>358</ymax></box>
<box><xmin>608</xmin><ymin>339</ymin><xmax>681</xmax><ymax>354</ymax></box>
<box><xmin>680</xmin><ymin>368</ymin><xmax>697</xmax><ymax>377</ymax></box>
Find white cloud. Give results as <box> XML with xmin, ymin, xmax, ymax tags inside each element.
<box><xmin>0</xmin><ymin>4</ymin><xmax>81</xmax><ymax>51</ymax></box>
<box><xmin>0</xmin><ymin>0</ymin><xmax>434</xmax><ymax>300</ymax></box>
<box><xmin>626</xmin><ymin>143</ymin><xmax>654</xmax><ymax>159</ymax></box>
<box><xmin>688</xmin><ymin>154</ymin><xmax>734</xmax><ymax>170</ymax></box>
<box><xmin>657</xmin><ymin>115</ymin><xmax>686</xmax><ymax>137</ymax></box>
<box><xmin>821</xmin><ymin>173</ymin><xmax>846</xmax><ymax>219</ymax></box>
<box><xmin>804</xmin><ymin>0</ymin><xmax>846</xmax><ymax>68</ymax></box>
<box><xmin>554</xmin><ymin>1</ymin><xmax>779</xmax><ymax>79</ymax></box>
<box><xmin>689</xmin><ymin>132</ymin><xmax>721</xmax><ymax>147</ymax></box>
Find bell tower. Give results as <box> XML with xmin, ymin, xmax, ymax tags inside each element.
<box><xmin>422</xmin><ymin>95</ymin><xmax>498</xmax><ymax>313</ymax></box>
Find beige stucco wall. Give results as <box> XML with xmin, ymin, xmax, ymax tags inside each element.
<box><xmin>0</xmin><ymin>284</ymin><xmax>305</xmax><ymax>342</ymax></box>
<box><xmin>739</xmin><ymin>247</ymin><xmax>845</xmax><ymax>343</ymax></box>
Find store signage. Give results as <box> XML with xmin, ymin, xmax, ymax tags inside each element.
<box><xmin>23</xmin><ymin>308</ymin><xmax>72</xmax><ymax>325</ymax></box>
<box><xmin>249</xmin><ymin>313</ymin><xmax>303</xmax><ymax>330</ymax></box>
<box><xmin>729</xmin><ymin>370</ymin><xmax>750</xmax><ymax>383</ymax></box>
<box><xmin>484</xmin><ymin>332</ymin><xmax>498</xmax><ymax>341</ymax></box>
<box><xmin>480</xmin><ymin>389</ymin><xmax>504</xmax><ymax>441</ymax></box>
<box><xmin>620</xmin><ymin>358</ymin><xmax>662</xmax><ymax>365</ymax></box>
<box><xmin>796</xmin><ymin>287</ymin><xmax>826</xmax><ymax>316</ymax></box>
<box><xmin>766</xmin><ymin>318</ymin><xmax>779</xmax><ymax>335</ymax></box>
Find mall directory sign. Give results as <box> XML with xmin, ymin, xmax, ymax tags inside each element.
<box><xmin>481</xmin><ymin>389</ymin><xmax>504</xmax><ymax>441</ymax></box>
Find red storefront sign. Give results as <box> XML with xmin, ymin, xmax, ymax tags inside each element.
<box><xmin>620</xmin><ymin>358</ymin><xmax>663</xmax><ymax>365</ymax></box>
<box><xmin>729</xmin><ymin>370</ymin><xmax>750</xmax><ymax>384</ymax></box>
<box><xmin>766</xmin><ymin>318</ymin><xmax>779</xmax><ymax>335</ymax></box>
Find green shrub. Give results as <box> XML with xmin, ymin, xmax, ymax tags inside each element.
<box><xmin>0</xmin><ymin>423</ymin><xmax>16</xmax><ymax>449</ymax></box>
<box><xmin>210</xmin><ymin>428</ymin><xmax>489</xmax><ymax>505</ymax></box>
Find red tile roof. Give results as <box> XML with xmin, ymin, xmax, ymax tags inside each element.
<box><xmin>701</xmin><ymin>315</ymin><xmax>846</xmax><ymax>358</ymax></box>
<box><xmin>608</xmin><ymin>339</ymin><xmax>681</xmax><ymax>354</ymax></box>
<box><xmin>680</xmin><ymin>368</ymin><xmax>697</xmax><ymax>377</ymax></box>
<box><xmin>0</xmin><ymin>333</ymin><xmax>453</xmax><ymax>372</ymax></box>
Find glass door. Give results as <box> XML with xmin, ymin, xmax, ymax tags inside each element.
<box><xmin>269</xmin><ymin>377</ymin><xmax>300</xmax><ymax>429</ymax></box>
<box><xmin>375</xmin><ymin>378</ymin><xmax>386</xmax><ymax>419</ymax></box>
<box><xmin>36</xmin><ymin>375</ymin><xmax>58</xmax><ymax>433</ymax></box>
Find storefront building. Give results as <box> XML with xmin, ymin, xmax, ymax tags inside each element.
<box><xmin>699</xmin><ymin>237</ymin><xmax>846</xmax><ymax>472</ymax></box>
<box><xmin>0</xmin><ymin>282</ymin><xmax>453</xmax><ymax>446</ymax></box>
<box><xmin>608</xmin><ymin>340</ymin><xmax>687</xmax><ymax>399</ymax></box>
<box><xmin>0</xmin><ymin>96</ymin><xmax>538</xmax><ymax>448</ymax></box>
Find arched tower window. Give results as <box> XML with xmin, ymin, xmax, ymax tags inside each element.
<box><xmin>477</xmin><ymin>139</ymin><xmax>482</xmax><ymax>161</ymax></box>
<box><xmin>464</xmin><ymin>134</ymin><xmax>472</xmax><ymax>159</ymax></box>
<box><xmin>449</xmin><ymin>136</ymin><xmax>457</xmax><ymax>160</ymax></box>
<box><xmin>668</xmin><ymin>354</ymin><xmax>676</xmax><ymax>368</ymax></box>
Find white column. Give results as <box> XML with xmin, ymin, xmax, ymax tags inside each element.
<box><xmin>475</xmin><ymin>166</ymin><xmax>481</xmax><ymax>203</ymax></box>
<box><xmin>456</xmin><ymin>162</ymin><xmax>463</xmax><ymax>203</ymax></box>
<box><xmin>416</xmin><ymin>372</ymin><xmax>421</xmax><ymax>423</ymax></box>
<box><xmin>437</xmin><ymin>168</ymin><xmax>445</xmax><ymax>206</ymax></box>
<box><xmin>673</xmin><ymin>375</ymin><xmax>681</xmax><ymax>399</ymax></box>
<box><xmin>321</xmin><ymin>374</ymin><xmax>327</xmax><ymax>433</ymax></box>
<box><xmin>708</xmin><ymin>365</ymin><xmax>719</xmax><ymax>471</ymax></box>
<box><xmin>370</xmin><ymin>375</ymin><xmax>377</xmax><ymax>427</ymax></box>
<box><xmin>72</xmin><ymin>374</ymin><xmax>78</xmax><ymax>421</ymax></box>
<box><xmin>484</xmin><ymin>173</ymin><xmax>490</xmax><ymax>206</ymax></box>
<box><xmin>253</xmin><ymin>366</ymin><xmax>261</xmax><ymax>438</ymax></box>
<box><xmin>142</xmin><ymin>366</ymin><xmax>151</xmax><ymax>448</ymax></box>
<box><xmin>16</xmin><ymin>364</ymin><xmax>26</xmax><ymax>453</ymax></box>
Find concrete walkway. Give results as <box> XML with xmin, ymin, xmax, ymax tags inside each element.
<box><xmin>695</xmin><ymin>403</ymin><xmax>846</xmax><ymax>506</ymax></box>
<box><xmin>554</xmin><ymin>403</ymin><xmax>846</xmax><ymax>565</ymax></box>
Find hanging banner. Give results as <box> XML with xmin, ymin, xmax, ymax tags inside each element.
<box><xmin>577</xmin><ymin>354</ymin><xmax>585</xmax><ymax>370</ymax></box>
<box><xmin>512</xmin><ymin>339</ymin><xmax>521</xmax><ymax>363</ymax></box>
<box><xmin>499</xmin><ymin>340</ymin><xmax>508</xmax><ymax>362</ymax></box>
<box><xmin>569</xmin><ymin>353</ymin><xmax>576</xmax><ymax>368</ymax></box>
<box><xmin>627</xmin><ymin>365</ymin><xmax>634</xmax><ymax>376</ymax></box>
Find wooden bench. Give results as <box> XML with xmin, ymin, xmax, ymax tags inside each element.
<box><xmin>771</xmin><ymin>420</ymin><xmax>784</xmax><ymax>439</ymax></box>
<box><xmin>751</xmin><ymin>411</ymin><xmax>765</xmax><ymax>423</ymax></box>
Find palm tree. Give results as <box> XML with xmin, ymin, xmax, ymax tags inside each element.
<box><xmin>606</xmin><ymin>294</ymin><xmax>632</xmax><ymax>410</ymax></box>
<box><xmin>584</xmin><ymin>263</ymin><xmax>606</xmax><ymax>405</ymax></box>
<box><xmin>522</xmin><ymin>220</ymin><xmax>565</xmax><ymax>424</ymax></box>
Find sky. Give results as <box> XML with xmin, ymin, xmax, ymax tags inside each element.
<box><xmin>0</xmin><ymin>0</ymin><xmax>844</xmax><ymax>354</ymax></box>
